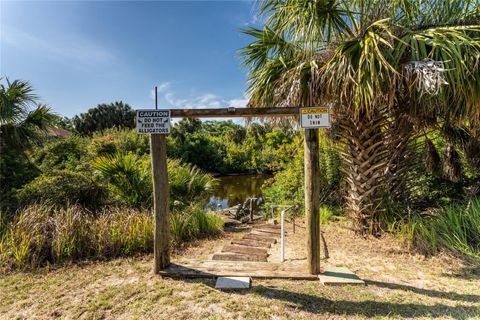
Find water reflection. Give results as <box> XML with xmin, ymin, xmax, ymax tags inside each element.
<box><xmin>206</xmin><ymin>174</ymin><xmax>271</xmax><ymax>210</ymax></box>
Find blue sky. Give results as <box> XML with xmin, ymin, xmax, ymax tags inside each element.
<box><xmin>0</xmin><ymin>0</ymin><xmax>258</xmax><ymax>117</ymax></box>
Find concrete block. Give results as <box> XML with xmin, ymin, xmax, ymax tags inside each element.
<box><xmin>318</xmin><ymin>267</ymin><xmax>365</xmax><ymax>286</ymax></box>
<box><xmin>215</xmin><ymin>276</ymin><xmax>251</xmax><ymax>290</ymax></box>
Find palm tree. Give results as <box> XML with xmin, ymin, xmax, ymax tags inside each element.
<box><xmin>0</xmin><ymin>78</ymin><xmax>57</xmax><ymax>151</ymax></box>
<box><xmin>241</xmin><ymin>0</ymin><xmax>480</xmax><ymax>235</ymax></box>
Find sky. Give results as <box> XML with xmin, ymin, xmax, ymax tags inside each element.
<box><xmin>0</xmin><ymin>0</ymin><xmax>258</xmax><ymax>118</ymax></box>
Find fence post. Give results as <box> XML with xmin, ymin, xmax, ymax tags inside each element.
<box><xmin>304</xmin><ymin>128</ymin><xmax>321</xmax><ymax>274</ymax></box>
<box><xmin>150</xmin><ymin>133</ymin><xmax>170</xmax><ymax>273</ymax></box>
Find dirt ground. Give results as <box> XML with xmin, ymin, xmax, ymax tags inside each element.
<box><xmin>1</xmin><ymin>218</ymin><xmax>479</xmax><ymax>319</ymax></box>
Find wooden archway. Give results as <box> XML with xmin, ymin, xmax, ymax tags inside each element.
<box><xmin>147</xmin><ymin>107</ymin><xmax>321</xmax><ymax>275</ymax></box>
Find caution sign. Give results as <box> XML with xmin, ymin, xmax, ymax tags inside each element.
<box><xmin>136</xmin><ymin>109</ymin><xmax>171</xmax><ymax>134</ymax></box>
<box><xmin>300</xmin><ymin>107</ymin><xmax>330</xmax><ymax>129</ymax></box>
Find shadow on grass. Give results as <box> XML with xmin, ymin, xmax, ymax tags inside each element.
<box><xmin>365</xmin><ymin>279</ymin><xmax>480</xmax><ymax>303</ymax></box>
<box><xmin>250</xmin><ymin>285</ymin><xmax>479</xmax><ymax>318</ymax></box>
<box><xmin>442</xmin><ymin>264</ymin><xmax>480</xmax><ymax>280</ymax></box>
<box><xmin>170</xmin><ymin>276</ymin><xmax>479</xmax><ymax>318</ymax></box>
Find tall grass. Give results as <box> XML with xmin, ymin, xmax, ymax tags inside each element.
<box><xmin>0</xmin><ymin>204</ymin><xmax>223</xmax><ymax>271</ymax></box>
<box><xmin>170</xmin><ymin>206</ymin><xmax>223</xmax><ymax>245</ymax></box>
<box><xmin>415</xmin><ymin>199</ymin><xmax>480</xmax><ymax>259</ymax></box>
<box><xmin>389</xmin><ymin>198</ymin><xmax>480</xmax><ymax>259</ymax></box>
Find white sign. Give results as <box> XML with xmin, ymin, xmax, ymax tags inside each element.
<box><xmin>136</xmin><ymin>109</ymin><xmax>171</xmax><ymax>134</ymax></box>
<box><xmin>300</xmin><ymin>107</ymin><xmax>330</xmax><ymax>128</ymax></box>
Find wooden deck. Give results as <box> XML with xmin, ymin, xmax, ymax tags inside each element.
<box><xmin>159</xmin><ymin>260</ymin><xmax>319</xmax><ymax>280</ymax></box>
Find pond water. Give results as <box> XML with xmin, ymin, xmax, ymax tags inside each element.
<box><xmin>206</xmin><ymin>174</ymin><xmax>272</xmax><ymax>211</ymax></box>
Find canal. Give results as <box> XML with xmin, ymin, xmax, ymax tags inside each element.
<box><xmin>206</xmin><ymin>174</ymin><xmax>272</xmax><ymax>211</ymax></box>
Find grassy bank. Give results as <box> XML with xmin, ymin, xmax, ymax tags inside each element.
<box><xmin>0</xmin><ymin>221</ymin><xmax>478</xmax><ymax>319</ymax></box>
<box><xmin>0</xmin><ymin>204</ymin><xmax>223</xmax><ymax>271</ymax></box>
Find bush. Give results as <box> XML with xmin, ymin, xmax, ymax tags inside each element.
<box><xmin>0</xmin><ymin>150</ymin><xmax>40</xmax><ymax>212</ymax></box>
<box><xmin>168</xmin><ymin>159</ymin><xmax>218</xmax><ymax>207</ymax></box>
<box><xmin>92</xmin><ymin>153</ymin><xmax>152</xmax><ymax>208</ymax></box>
<box><xmin>93</xmin><ymin>153</ymin><xmax>217</xmax><ymax>209</ymax></box>
<box><xmin>31</xmin><ymin>135</ymin><xmax>89</xmax><ymax>172</ymax></box>
<box><xmin>262</xmin><ymin>131</ymin><xmax>343</xmax><ymax>213</ymax></box>
<box><xmin>88</xmin><ymin>129</ymin><xmax>150</xmax><ymax>157</ymax></box>
<box><xmin>0</xmin><ymin>204</ymin><xmax>223</xmax><ymax>271</ymax></box>
<box><xmin>415</xmin><ymin>198</ymin><xmax>480</xmax><ymax>259</ymax></box>
<box><xmin>17</xmin><ymin>170</ymin><xmax>106</xmax><ymax>209</ymax></box>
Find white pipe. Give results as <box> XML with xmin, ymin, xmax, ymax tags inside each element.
<box><xmin>280</xmin><ymin>209</ymin><xmax>285</xmax><ymax>262</ymax></box>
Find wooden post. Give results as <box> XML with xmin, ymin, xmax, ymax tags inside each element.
<box><xmin>304</xmin><ymin>128</ymin><xmax>321</xmax><ymax>274</ymax></box>
<box><xmin>150</xmin><ymin>134</ymin><xmax>170</xmax><ymax>273</ymax></box>
<box><xmin>249</xmin><ymin>199</ymin><xmax>253</xmax><ymax>222</ymax></box>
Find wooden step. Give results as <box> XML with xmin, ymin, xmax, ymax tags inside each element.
<box><xmin>212</xmin><ymin>253</ymin><xmax>267</xmax><ymax>262</ymax></box>
<box><xmin>257</xmin><ymin>224</ymin><xmax>281</xmax><ymax>230</ymax></box>
<box><xmin>222</xmin><ymin>245</ymin><xmax>268</xmax><ymax>256</ymax></box>
<box><xmin>251</xmin><ymin>230</ymin><xmax>281</xmax><ymax>237</ymax></box>
<box><xmin>231</xmin><ymin>239</ymin><xmax>271</xmax><ymax>248</ymax></box>
<box><xmin>254</xmin><ymin>228</ymin><xmax>282</xmax><ymax>235</ymax></box>
<box><xmin>243</xmin><ymin>233</ymin><xmax>277</xmax><ymax>244</ymax></box>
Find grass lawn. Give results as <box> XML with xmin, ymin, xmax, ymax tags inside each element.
<box><xmin>1</xmin><ymin>221</ymin><xmax>479</xmax><ymax>319</ymax></box>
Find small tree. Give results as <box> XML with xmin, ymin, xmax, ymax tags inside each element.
<box><xmin>73</xmin><ymin>101</ymin><xmax>135</xmax><ymax>135</ymax></box>
<box><xmin>0</xmin><ymin>78</ymin><xmax>57</xmax><ymax>212</ymax></box>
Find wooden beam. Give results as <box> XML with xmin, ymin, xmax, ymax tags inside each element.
<box><xmin>170</xmin><ymin>107</ymin><xmax>300</xmax><ymax>118</ymax></box>
<box><xmin>150</xmin><ymin>134</ymin><xmax>170</xmax><ymax>273</ymax></box>
<box><xmin>304</xmin><ymin>128</ymin><xmax>321</xmax><ymax>274</ymax></box>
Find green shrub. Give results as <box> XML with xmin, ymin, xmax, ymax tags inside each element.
<box><xmin>88</xmin><ymin>129</ymin><xmax>150</xmax><ymax>157</ymax></box>
<box><xmin>262</xmin><ymin>131</ymin><xmax>343</xmax><ymax>213</ymax></box>
<box><xmin>415</xmin><ymin>198</ymin><xmax>480</xmax><ymax>259</ymax></box>
<box><xmin>93</xmin><ymin>154</ymin><xmax>217</xmax><ymax>209</ymax></box>
<box><xmin>92</xmin><ymin>153</ymin><xmax>152</xmax><ymax>208</ymax></box>
<box><xmin>17</xmin><ymin>170</ymin><xmax>106</xmax><ymax>209</ymax></box>
<box><xmin>319</xmin><ymin>205</ymin><xmax>343</xmax><ymax>225</ymax></box>
<box><xmin>168</xmin><ymin>159</ymin><xmax>218</xmax><ymax>207</ymax></box>
<box><xmin>0</xmin><ymin>150</ymin><xmax>40</xmax><ymax>212</ymax></box>
<box><xmin>31</xmin><ymin>135</ymin><xmax>89</xmax><ymax>172</ymax></box>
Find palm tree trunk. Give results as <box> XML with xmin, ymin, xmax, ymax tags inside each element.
<box><xmin>384</xmin><ymin>112</ymin><xmax>415</xmax><ymax>204</ymax></box>
<box><xmin>337</xmin><ymin>110</ymin><xmax>388</xmax><ymax>236</ymax></box>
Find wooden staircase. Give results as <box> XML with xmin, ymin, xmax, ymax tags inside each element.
<box><xmin>212</xmin><ymin>224</ymin><xmax>283</xmax><ymax>262</ymax></box>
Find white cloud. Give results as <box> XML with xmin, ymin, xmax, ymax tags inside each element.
<box><xmin>1</xmin><ymin>26</ymin><xmax>115</xmax><ymax>66</ymax></box>
<box><xmin>227</xmin><ymin>98</ymin><xmax>248</xmax><ymax>108</ymax></box>
<box><xmin>156</xmin><ymin>82</ymin><xmax>248</xmax><ymax>110</ymax></box>
<box><xmin>151</xmin><ymin>82</ymin><xmax>173</xmax><ymax>99</ymax></box>
<box><xmin>149</xmin><ymin>82</ymin><xmax>248</xmax><ymax>125</ymax></box>
<box><xmin>157</xmin><ymin>82</ymin><xmax>172</xmax><ymax>92</ymax></box>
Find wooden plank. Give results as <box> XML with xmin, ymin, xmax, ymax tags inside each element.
<box><xmin>256</xmin><ymin>224</ymin><xmax>281</xmax><ymax>230</ymax></box>
<box><xmin>251</xmin><ymin>230</ymin><xmax>281</xmax><ymax>237</ymax></box>
<box><xmin>254</xmin><ymin>228</ymin><xmax>282</xmax><ymax>235</ymax></box>
<box><xmin>213</xmin><ymin>253</ymin><xmax>267</xmax><ymax>262</ymax></box>
<box><xmin>158</xmin><ymin>261</ymin><xmax>319</xmax><ymax>280</ymax></box>
<box><xmin>170</xmin><ymin>107</ymin><xmax>300</xmax><ymax>118</ymax></box>
<box><xmin>304</xmin><ymin>128</ymin><xmax>321</xmax><ymax>274</ymax></box>
<box><xmin>243</xmin><ymin>233</ymin><xmax>277</xmax><ymax>244</ymax></box>
<box><xmin>150</xmin><ymin>134</ymin><xmax>170</xmax><ymax>273</ymax></box>
<box><xmin>222</xmin><ymin>245</ymin><xmax>268</xmax><ymax>256</ymax></box>
<box><xmin>231</xmin><ymin>239</ymin><xmax>271</xmax><ymax>248</ymax></box>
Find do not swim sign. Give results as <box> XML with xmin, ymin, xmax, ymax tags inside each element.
<box><xmin>136</xmin><ymin>109</ymin><xmax>171</xmax><ymax>134</ymax></box>
<box><xmin>300</xmin><ymin>107</ymin><xmax>331</xmax><ymax>129</ymax></box>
